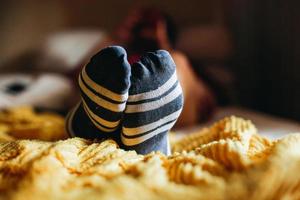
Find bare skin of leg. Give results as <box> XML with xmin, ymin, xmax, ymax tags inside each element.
<box><xmin>171</xmin><ymin>51</ymin><xmax>216</xmax><ymax>128</ymax></box>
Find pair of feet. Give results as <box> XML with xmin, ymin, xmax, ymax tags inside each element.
<box><xmin>66</xmin><ymin>46</ymin><xmax>183</xmax><ymax>155</ymax></box>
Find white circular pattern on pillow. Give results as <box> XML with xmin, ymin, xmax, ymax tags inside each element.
<box><xmin>0</xmin><ymin>73</ymin><xmax>73</xmax><ymax>110</ymax></box>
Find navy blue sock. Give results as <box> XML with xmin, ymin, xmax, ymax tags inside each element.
<box><xmin>66</xmin><ymin>47</ymin><xmax>183</xmax><ymax>155</ymax></box>
<box><xmin>66</xmin><ymin>46</ymin><xmax>131</xmax><ymax>140</ymax></box>
<box><xmin>120</xmin><ymin>50</ymin><xmax>184</xmax><ymax>155</ymax></box>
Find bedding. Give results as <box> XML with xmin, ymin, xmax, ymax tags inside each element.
<box><xmin>0</xmin><ymin>115</ymin><xmax>300</xmax><ymax>200</ymax></box>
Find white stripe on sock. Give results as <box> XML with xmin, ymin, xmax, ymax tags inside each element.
<box><xmin>128</xmin><ymin>71</ymin><xmax>177</xmax><ymax>102</ymax></box>
<box><xmin>66</xmin><ymin>102</ymin><xmax>80</xmax><ymax>137</ymax></box>
<box><xmin>121</xmin><ymin>120</ymin><xmax>177</xmax><ymax>146</ymax></box>
<box><xmin>82</xmin><ymin>102</ymin><xmax>118</xmax><ymax>132</ymax></box>
<box><xmin>79</xmin><ymin>75</ymin><xmax>126</xmax><ymax>112</ymax></box>
<box><xmin>166</xmin><ymin>135</ymin><xmax>171</xmax><ymax>156</ymax></box>
<box><xmin>82</xmin><ymin>66</ymin><xmax>128</xmax><ymax>102</ymax></box>
<box><xmin>122</xmin><ymin>109</ymin><xmax>182</xmax><ymax>136</ymax></box>
<box><xmin>82</xmin><ymin>99</ymin><xmax>120</xmax><ymax>128</ymax></box>
<box><xmin>125</xmin><ymin>83</ymin><xmax>182</xmax><ymax>113</ymax></box>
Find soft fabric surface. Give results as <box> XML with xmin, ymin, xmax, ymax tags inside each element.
<box><xmin>1</xmin><ymin>116</ymin><xmax>300</xmax><ymax>200</ymax></box>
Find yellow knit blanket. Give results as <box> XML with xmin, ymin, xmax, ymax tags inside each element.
<box><xmin>0</xmin><ymin>112</ymin><xmax>300</xmax><ymax>199</ymax></box>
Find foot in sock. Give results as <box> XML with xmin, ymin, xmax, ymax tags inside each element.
<box><xmin>66</xmin><ymin>46</ymin><xmax>131</xmax><ymax>141</ymax></box>
<box><xmin>66</xmin><ymin>47</ymin><xmax>183</xmax><ymax>155</ymax></box>
<box><xmin>121</xmin><ymin>50</ymin><xmax>183</xmax><ymax>155</ymax></box>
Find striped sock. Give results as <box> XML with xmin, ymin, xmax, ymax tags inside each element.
<box><xmin>66</xmin><ymin>46</ymin><xmax>131</xmax><ymax>140</ymax></box>
<box><xmin>121</xmin><ymin>50</ymin><xmax>184</xmax><ymax>155</ymax></box>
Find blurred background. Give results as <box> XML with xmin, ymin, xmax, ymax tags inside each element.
<box><xmin>0</xmin><ymin>0</ymin><xmax>299</xmax><ymax>134</ymax></box>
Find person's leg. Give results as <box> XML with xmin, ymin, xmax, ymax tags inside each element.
<box><xmin>121</xmin><ymin>50</ymin><xmax>183</xmax><ymax>155</ymax></box>
<box><xmin>66</xmin><ymin>46</ymin><xmax>130</xmax><ymax>140</ymax></box>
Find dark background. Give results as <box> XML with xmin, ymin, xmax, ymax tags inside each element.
<box><xmin>0</xmin><ymin>0</ymin><xmax>299</xmax><ymax>121</ymax></box>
